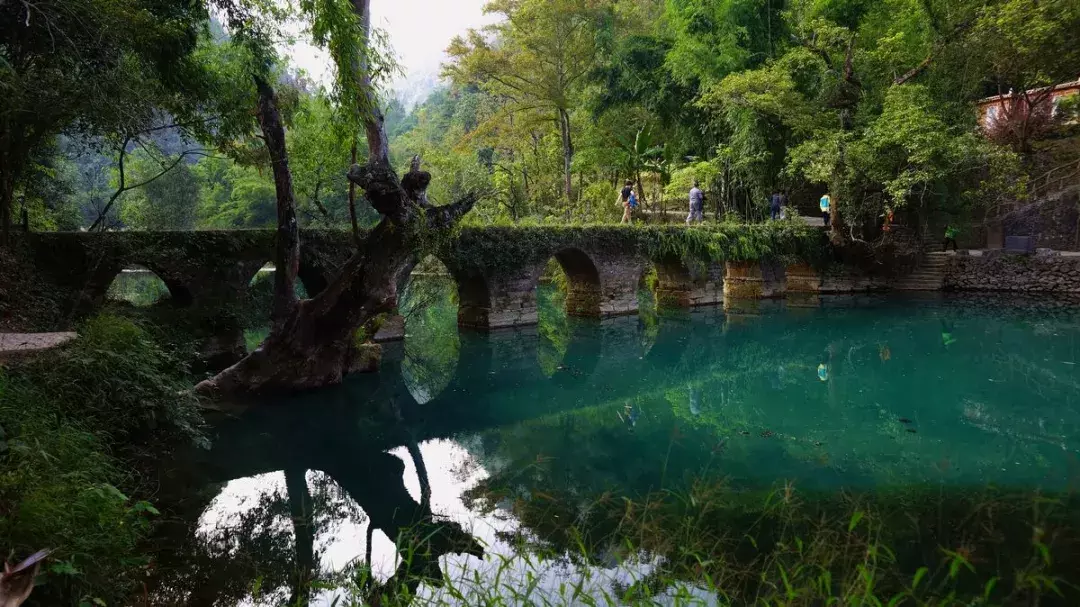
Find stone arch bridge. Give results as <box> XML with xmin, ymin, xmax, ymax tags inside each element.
<box><xmin>11</xmin><ymin>226</ymin><xmax>848</xmax><ymax>366</ymax></box>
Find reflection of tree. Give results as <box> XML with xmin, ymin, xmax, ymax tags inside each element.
<box><xmin>152</xmin><ymin>299</ymin><xmax>1080</xmax><ymax>604</ymax></box>
<box><xmin>149</xmin><ymin>469</ymin><xmax>365</xmax><ymax>605</ymax></box>
<box><xmin>284</xmin><ymin>468</ymin><xmax>314</xmax><ymax>606</ymax></box>
<box><xmin>148</xmin><ymin>402</ymin><xmax>484</xmax><ymax>606</ymax></box>
<box><xmin>537</xmin><ymin>283</ymin><xmax>571</xmax><ymax>377</ymax></box>
<box><xmin>400</xmin><ymin>259</ymin><xmax>459</xmax><ymax>404</ymax></box>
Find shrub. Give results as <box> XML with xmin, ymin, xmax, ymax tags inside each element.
<box><xmin>578</xmin><ymin>181</ymin><xmax>625</xmax><ymax>223</ymax></box>
<box><xmin>21</xmin><ymin>315</ymin><xmax>205</xmax><ymax>448</ymax></box>
<box><xmin>0</xmin><ymin>315</ymin><xmax>205</xmax><ymax>604</ymax></box>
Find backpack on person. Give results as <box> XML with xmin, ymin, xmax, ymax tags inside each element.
<box><xmin>628</xmin><ymin>191</ymin><xmax>638</xmax><ymax>209</ymax></box>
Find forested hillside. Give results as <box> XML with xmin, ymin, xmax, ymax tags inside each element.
<box><xmin>9</xmin><ymin>0</ymin><xmax>1080</xmax><ymax>238</ymax></box>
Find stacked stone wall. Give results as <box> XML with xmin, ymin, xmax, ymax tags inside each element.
<box><xmin>945</xmin><ymin>250</ymin><xmax>1080</xmax><ymax>293</ymax></box>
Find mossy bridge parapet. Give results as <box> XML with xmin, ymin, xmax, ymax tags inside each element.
<box><xmin>7</xmin><ymin>225</ymin><xmax>837</xmax><ymax>364</ymax></box>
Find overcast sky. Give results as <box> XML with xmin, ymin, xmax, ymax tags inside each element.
<box><xmin>287</xmin><ymin>0</ymin><xmax>496</xmax><ymax>91</ymax></box>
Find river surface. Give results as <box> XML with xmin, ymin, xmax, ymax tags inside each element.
<box><xmin>148</xmin><ymin>285</ymin><xmax>1080</xmax><ymax>605</ymax></box>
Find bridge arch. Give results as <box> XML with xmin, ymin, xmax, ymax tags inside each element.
<box><xmin>105</xmin><ymin>263</ymin><xmax>193</xmax><ymax>307</ymax></box>
<box><xmin>546</xmin><ymin>247</ymin><xmax>602</xmax><ymax>318</ymax></box>
<box><xmin>245</xmin><ymin>260</ymin><xmax>313</xmax><ymax>298</ymax></box>
<box><xmin>650</xmin><ymin>257</ymin><xmax>695</xmax><ymax>309</ymax></box>
<box><xmin>456</xmin><ymin>272</ymin><xmax>491</xmax><ymax>329</ymax></box>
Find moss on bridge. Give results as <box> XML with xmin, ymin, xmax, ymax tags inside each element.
<box><xmin>448</xmin><ymin>221</ymin><xmax>828</xmax><ymax>275</ymax></box>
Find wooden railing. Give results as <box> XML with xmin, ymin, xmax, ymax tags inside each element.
<box><xmin>1030</xmin><ymin>159</ymin><xmax>1080</xmax><ymax>199</ymax></box>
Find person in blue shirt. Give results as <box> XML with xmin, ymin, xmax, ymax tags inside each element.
<box><xmin>619</xmin><ymin>180</ymin><xmax>634</xmax><ymax>224</ymax></box>
<box><xmin>819</xmin><ymin>193</ymin><xmax>832</xmax><ymax>227</ymax></box>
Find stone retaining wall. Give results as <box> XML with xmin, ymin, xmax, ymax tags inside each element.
<box><xmin>945</xmin><ymin>250</ymin><xmax>1080</xmax><ymax>293</ymax></box>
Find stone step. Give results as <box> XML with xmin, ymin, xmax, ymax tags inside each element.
<box><xmin>0</xmin><ymin>332</ymin><xmax>77</xmax><ymax>361</ymax></box>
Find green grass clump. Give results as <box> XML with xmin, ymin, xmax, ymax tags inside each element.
<box><xmin>0</xmin><ymin>315</ymin><xmax>205</xmax><ymax>605</ymax></box>
<box><xmin>279</xmin><ymin>483</ymin><xmax>1077</xmax><ymax>607</ymax></box>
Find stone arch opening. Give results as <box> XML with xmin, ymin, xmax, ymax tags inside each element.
<box><xmin>638</xmin><ymin>258</ymin><xmax>696</xmax><ymax>359</ymax></box>
<box><xmin>535</xmin><ymin>250</ymin><xmax>601</xmax><ymax>378</ymax></box>
<box><xmin>247</xmin><ymin>262</ymin><xmax>312</xmax><ymax>299</ymax></box>
<box><xmin>550</xmin><ymin>248</ymin><xmax>602</xmax><ymax>318</ymax></box>
<box><xmin>399</xmin><ymin>255</ymin><xmax>460</xmax><ymax>405</ymax></box>
<box><xmin>650</xmin><ymin>257</ymin><xmax>695</xmax><ymax>309</ymax></box>
<box><xmin>105</xmin><ymin>264</ymin><xmax>190</xmax><ymax>307</ymax></box>
<box><xmin>456</xmin><ymin>273</ymin><xmax>492</xmax><ymax>330</ymax></box>
<box><xmin>297</xmin><ymin>262</ymin><xmax>329</xmax><ymax>298</ymax></box>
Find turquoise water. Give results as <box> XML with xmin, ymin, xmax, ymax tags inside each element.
<box><xmin>151</xmin><ymin>289</ymin><xmax>1080</xmax><ymax>604</ymax></box>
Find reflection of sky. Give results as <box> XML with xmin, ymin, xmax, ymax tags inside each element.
<box><xmin>197</xmin><ymin>439</ymin><xmax>707</xmax><ymax>605</ymax></box>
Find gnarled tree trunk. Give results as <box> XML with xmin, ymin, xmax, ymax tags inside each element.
<box><xmin>254</xmin><ymin>75</ymin><xmax>301</xmax><ymax>329</ymax></box>
<box><xmin>196</xmin><ymin>0</ymin><xmax>475</xmax><ymax>398</ymax></box>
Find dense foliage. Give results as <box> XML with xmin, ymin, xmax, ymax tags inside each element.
<box><xmin>7</xmin><ymin>0</ymin><xmax>1078</xmax><ymax>239</ymax></box>
<box><xmin>0</xmin><ymin>316</ymin><xmax>204</xmax><ymax>604</ymax></box>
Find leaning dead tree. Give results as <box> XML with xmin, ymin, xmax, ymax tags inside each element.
<box><xmin>197</xmin><ymin>1</ymin><xmax>474</xmax><ymax>397</ymax></box>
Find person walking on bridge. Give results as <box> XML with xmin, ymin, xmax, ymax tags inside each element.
<box><xmin>686</xmin><ymin>180</ymin><xmax>705</xmax><ymax>225</ymax></box>
<box><xmin>619</xmin><ymin>180</ymin><xmax>634</xmax><ymax>224</ymax></box>
<box><xmin>770</xmin><ymin>190</ymin><xmax>785</xmax><ymax>220</ymax></box>
<box><xmin>819</xmin><ymin>192</ymin><xmax>832</xmax><ymax>227</ymax></box>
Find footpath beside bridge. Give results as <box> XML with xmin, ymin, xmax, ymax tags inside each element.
<box><xmin>6</xmin><ymin>225</ymin><xmax>886</xmax><ymax>366</ymax></box>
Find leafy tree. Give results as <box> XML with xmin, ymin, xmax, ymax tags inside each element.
<box><xmin>16</xmin><ymin>141</ymin><xmax>84</xmax><ymax>231</ymax></box>
<box><xmin>286</xmin><ymin>93</ymin><xmax>355</xmax><ymax>227</ymax></box>
<box><xmin>445</xmin><ymin>0</ymin><xmax>610</xmax><ymax>203</ymax></box>
<box><xmin>592</xmin><ymin>34</ymin><xmax>711</xmax><ymax>159</ymax></box>
<box><xmin>0</xmin><ymin>0</ymin><xmax>211</xmax><ymax>242</ymax></box>
<box><xmin>663</xmin><ymin>0</ymin><xmax>786</xmax><ymax>86</ymax></box>
<box><xmin>193</xmin><ymin>156</ymin><xmax>277</xmax><ymax>229</ymax></box>
<box><xmin>120</xmin><ymin>153</ymin><xmax>201</xmax><ymax>230</ymax></box>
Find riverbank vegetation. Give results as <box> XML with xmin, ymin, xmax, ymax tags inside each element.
<box><xmin>0</xmin><ymin>316</ymin><xmax>205</xmax><ymax>604</ymax></box>
<box><xmin>314</xmin><ymin>484</ymin><xmax>1078</xmax><ymax>606</ymax></box>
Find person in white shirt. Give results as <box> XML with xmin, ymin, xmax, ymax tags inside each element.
<box><xmin>686</xmin><ymin>180</ymin><xmax>705</xmax><ymax>225</ymax></box>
